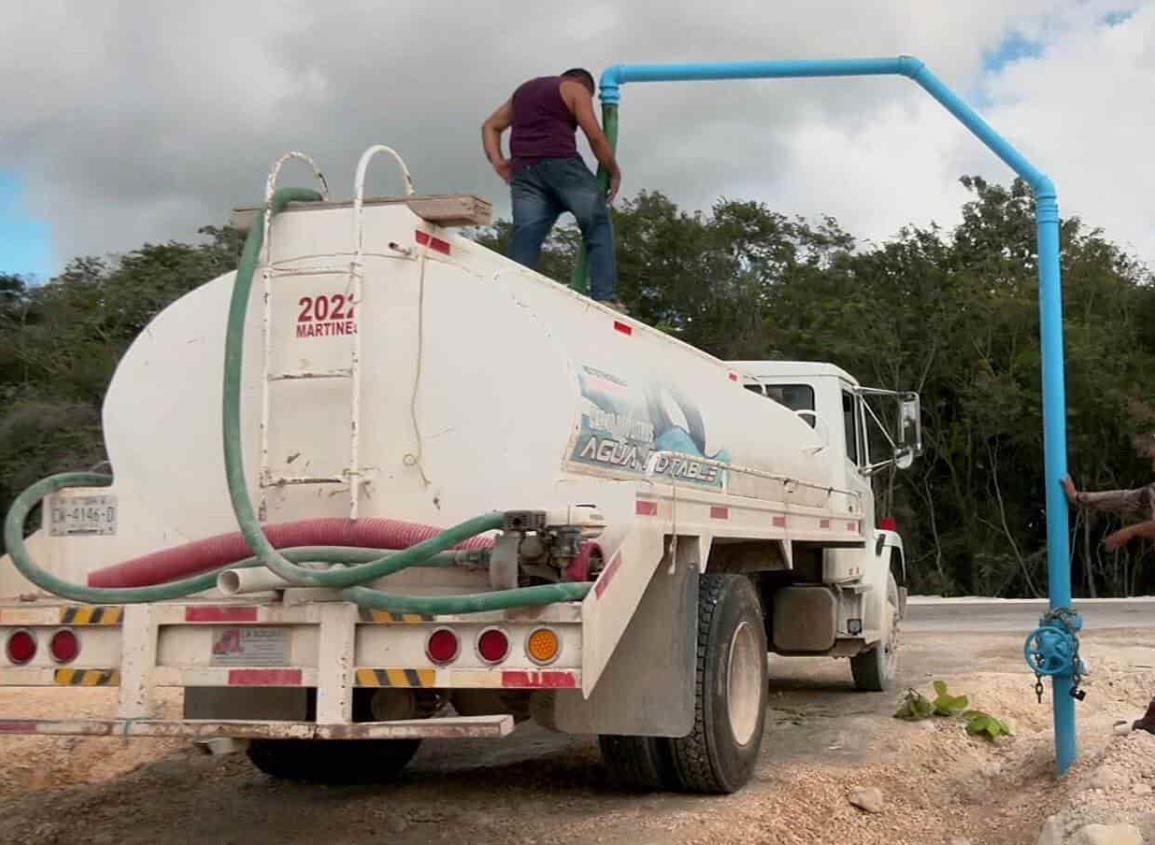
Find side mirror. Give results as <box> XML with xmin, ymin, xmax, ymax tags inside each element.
<box><xmin>898</xmin><ymin>393</ymin><xmax>923</xmax><ymax>461</ymax></box>
<box><xmin>857</xmin><ymin>386</ymin><xmax>923</xmax><ymax>475</ymax></box>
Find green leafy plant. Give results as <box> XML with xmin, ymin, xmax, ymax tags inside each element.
<box><xmin>895</xmin><ymin>688</ymin><xmax>934</xmax><ymax>720</ymax></box>
<box><xmin>963</xmin><ymin>710</ymin><xmax>1014</xmax><ymax>740</ymax></box>
<box><xmin>895</xmin><ymin>681</ymin><xmax>1012</xmax><ymax>742</ymax></box>
<box><xmin>931</xmin><ymin>680</ymin><xmax>969</xmax><ymax>716</ymax></box>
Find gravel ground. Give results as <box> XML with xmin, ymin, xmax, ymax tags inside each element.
<box><xmin>1</xmin><ymin>628</ymin><xmax>1152</xmax><ymax>845</ymax></box>
<box><xmin>1039</xmin><ymin>730</ymin><xmax>1155</xmax><ymax>842</ymax></box>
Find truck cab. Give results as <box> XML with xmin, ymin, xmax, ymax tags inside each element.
<box><xmin>732</xmin><ymin>361</ymin><xmax>922</xmax><ymax>487</ymax></box>
<box><xmin>730</xmin><ymin>359</ymin><xmax>921</xmax><ymax>672</ymax></box>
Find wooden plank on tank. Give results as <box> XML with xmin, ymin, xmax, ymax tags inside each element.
<box><xmin>405</xmin><ymin>194</ymin><xmax>493</xmax><ymax>226</ymax></box>
<box><xmin>228</xmin><ymin>193</ymin><xmax>492</xmax><ymax>234</ymax></box>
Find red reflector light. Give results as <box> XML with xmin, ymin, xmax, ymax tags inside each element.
<box><xmin>477</xmin><ymin>628</ymin><xmax>510</xmax><ymax>664</ymax></box>
<box><xmin>50</xmin><ymin>629</ymin><xmax>80</xmax><ymax>664</ymax></box>
<box><xmin>880</xmin><ymin>517</ymin><xmax>898</xmax><ymax>531</ymax></box>
<box><xmin>426</xmin><ymin>628</ymin><xmax>459</xmax><ymax>665</ymax></box>
<box><xmin>6</xmin><ymin>630</ymin><xmax>36</xmax><ymax>665</ymax></box>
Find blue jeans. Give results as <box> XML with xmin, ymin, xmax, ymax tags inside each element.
<box><xmin>509</xmin><ymin>158</ymin><xmax>618</xmax><ymax>301</ymax></box>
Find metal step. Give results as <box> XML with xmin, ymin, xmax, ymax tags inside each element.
<box><xmin>267</xmin><ymin>368</ymin><xmax>353</xmax><ymax>382</ymax></box>
<box><xmin>260</xmin><ymin>474</ymin><xmax>353</xmax><ymax>488</ymax></box>
<box><xmin>266</xmin><ymin>265</ymin><xmax>351</xmax><ymax>278</ymax></box>
<box><xmin>0</xmin><ymin>714</ymin><xmax>515</xmax><ymax>740</ymax></box>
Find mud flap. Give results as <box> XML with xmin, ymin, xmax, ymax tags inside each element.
<box><xmin>547</xmin><ymin>539</ymin><xmax>698</xmax><ymax>737</ymax></box>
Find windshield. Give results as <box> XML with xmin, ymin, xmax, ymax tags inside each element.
<box><xmin>752</xmin><ymin>383</ymin><xmax>816</xmax><ymax>428</ymax></box>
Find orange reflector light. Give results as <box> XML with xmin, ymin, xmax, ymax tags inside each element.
<box><xmin>526</xmin><ymin>628</ymin><xmax>560</xmax><ymax>665</ymax></box>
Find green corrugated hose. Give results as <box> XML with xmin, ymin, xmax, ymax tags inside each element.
<box><xmin>0</xmin><ymin>472</ymin><xmax>472</xmax><ymax>604</ymax></box>
<box><xmin>343</xmin><ymin>581</ymin><xmax>591</xmax><ymax>614</ymax></box>
<box><xmin>220</xmin><ymin>189</ymin><xmax>507</xmax><ymax>589</ymax></box>
<box><xmin>2</xmin><ymin>186</ymin><xmax>593</xmax><ymax>613</ymax></box>
<box><xmin>5</xmin><ymin>472</ymin><xmax>236</xmax><ymax>603</ymax></box>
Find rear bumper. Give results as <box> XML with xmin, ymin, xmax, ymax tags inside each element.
<box><xmin>0</xmin><ymin>713</ymin><xmax>513</xmax><ymax>740</ymax></box>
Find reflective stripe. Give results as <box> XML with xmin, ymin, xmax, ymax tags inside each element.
<box><xmin>355</xmin><ymin>668</ymin><xmax>436</xmax><ymax>688</ymax></box>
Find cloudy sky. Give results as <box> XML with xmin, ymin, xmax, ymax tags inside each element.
<box><xmin>1</xmin><ymin>0</ymin><xmax>1151</xmax><ymax>278</ymax></box>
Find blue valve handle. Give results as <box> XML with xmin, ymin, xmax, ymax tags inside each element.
<box><xmin>1024</xmin><ymin>624</ymin><xmax>1078</xmax><ymax>677</ymax></box>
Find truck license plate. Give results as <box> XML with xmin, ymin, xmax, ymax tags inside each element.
<box><xmin>210</xmin><ymin>628</ymin><xmax>290</xmax><ymax>666</ymax></box>
<box><xmin>47</xmin><ymin>494</ymin><xmax>118</xmax><ymax>536</ymax></box>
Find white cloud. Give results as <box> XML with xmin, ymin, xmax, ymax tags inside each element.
<box><xmin>984</xmin><ymin>4</ymin><xmax>1155</xmax><ymax>262</ymax></box>
<box><xmin>1</xmin><ymin>0</ymin><xmax>1152</xmax><ymax>267</ymax></box>
<box><xmin>758</xmin><ymin>95</ymin><xmax>984</xmax><ymax>247</ymax></box>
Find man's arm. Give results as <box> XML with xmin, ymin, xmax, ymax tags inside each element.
<box><xmin>560</xmin><ymin>80</ymin><xmax>622</xmax><ymax>202</ymax></box>
<box><xmin>481</xmin><ymin>99</ymin><xmax>514</xmax><ymax>183</ymax></box>
<box><xmin>1064</xmin><ymin>477</ymin><xmax>1148</xmax><ymax>515</ymax></box>
<box><xmin>1106</xmin><ymin>520</ymin><xmax>1155</xmax><ymax>551</ymax></box>
<box><xmin>1067</xmin><ymin>477</ymin><xmax>1155</xmax><ymax>550</ymax></box>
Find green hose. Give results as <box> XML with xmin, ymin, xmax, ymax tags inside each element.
<box><xmin>570</xmin><ymin>100</ymin><xmax>619</xmax><ymax>294</ymax></box>
<box><xmin>343</xmin><ymin>581</ymin><xmax>591</xmax><ymax>614</ymax></box>
<box><xmin>3</xmin><ymin>186</ymin><xmax>591</xmax><ymax>615</ymax></box>
<box><xmin>1</xmin><ymin>471</ymin><xmax>475</xmax><ymax>604</ymax></box>
<box><xmin>5</xmin><ymin>472</ymin><xmax>235</xmax><ymax>603</ymax></box>
<box><xmin>221</xmin><ymin>188</ymin><xmax>505</xmax><ymax>588</ymax></box>
<box><xmin>220</xmin><ymin>189</ymin><xmax>590</xmax><ymax>609</ymax></box>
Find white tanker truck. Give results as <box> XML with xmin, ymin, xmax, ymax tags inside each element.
<box><xmin>0</xmin><ymin>149</ymin><xmax>921</xmax><ymax>794</ymax></box>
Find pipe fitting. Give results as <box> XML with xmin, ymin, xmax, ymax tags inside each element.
<box><xmin>1024</xmin><ymin>610</ymin><xmax>1083</xmax><ymax>677</ymax></box>
<box><xmin>598</xmin><ymin>65</ymin><xmax>624</xmax><ymax>104</ymax></box>
<box><xmin>895</xmin><ymin>54</ymin><xmax>927</xmax><ymax>79</ymax></box>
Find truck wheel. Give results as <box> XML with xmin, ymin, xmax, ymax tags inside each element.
<box><xmin>667</xmin><ymin>573</ymin><xmax>767</xmax><ymax>794</ymax></box>
<box><xmin>850</xmin><ymin>574</ymin><xmax>900</xmax><ymax>692</ymax></box>
<box><xmin>598</xmin><ymin>734</ymin><xmax>677</xmax><ymax>791</ymax></box>
<box><xmin>246</xmin><ymin>738</ymin><xmax>420</xmax><ymax>784</ymax></box>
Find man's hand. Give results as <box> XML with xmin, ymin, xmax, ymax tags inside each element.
<box><xmin>562</xmin><ymin>80</ymin><xmax>622</xmax><ymax>202</ymax></box>
<box><xmin>1063</xmin><ymin>476</ymin><xmax>1078</xmax><ymax>503</ymax></box>
<box><xmin>493</xmin><ymin>159</ymin><xmax>514</xmax><ymax>184</ymax></box>
<box><xmin>482</xmin><ymin>99</ymin><xmax>514</xmax><ymax>181</ymax></box>
<box><xmin>607</xmin><ymin>168</ymin><xmax>621</xmax><ymax>203</ymax></box>
<box><xmin>1105</xmin><ymin>525</ymin><xmax>1134</xmax><ymax>552</ymax></box>
<box><xmin>1107</xmin><ymin>520</ymin><xmax>1155</xmax><ymax>551</ymax></box>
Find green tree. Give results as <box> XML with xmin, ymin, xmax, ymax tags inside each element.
<box><xmin>0</xmin><ymin>227</ymin><xmax>243</xmax><ymax>522</ymax></box>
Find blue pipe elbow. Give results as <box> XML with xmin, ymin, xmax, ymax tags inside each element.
<box><xmin>599</xmin><ymin>65</ymin><xmax>624</xmax><ymax>104</ymax></box>
<box><xmin>895</xmin><ymin>54</ymin><xmax>927</xmax><ymax>78</ymax></box>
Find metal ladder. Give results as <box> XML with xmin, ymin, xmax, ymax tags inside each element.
<box><xmin>256</xmin><ymin>147</ymin><xmax>417</xmax><ymax>521</ymax></box>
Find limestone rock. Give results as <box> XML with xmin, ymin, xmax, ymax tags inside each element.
<box><xmin>848</xmin><ymin>786</ymin><xmax>884</xmax><ymax>814</ymax></box>
<box><xmin>1036</xmin><ymin>815</ymin><xmax>1064</xmax><ymax>845</ymax></box>
<box><xmin>1071</xmin><ymin>823</ymin><xmax>1143</xmax><ymax>845</ymax></box>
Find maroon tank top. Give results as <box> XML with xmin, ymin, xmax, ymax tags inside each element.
<box><xmin>510</xmin><ymin>76</ymin><xmax>579</xmax><ymax>170</ymax></box>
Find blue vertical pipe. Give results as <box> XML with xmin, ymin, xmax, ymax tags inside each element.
<box><xmin>600</xmin><ymin>56</ymin><xmax>1077</xmax><ymax>773</ymax></box>
<box><xmin>1035</xmin><ymin>191</ymin><xmax>1076</xmax><ymax>772</ymax></box>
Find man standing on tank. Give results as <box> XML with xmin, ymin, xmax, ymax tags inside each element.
<box><xmin>481</xmin><ymin>69</ymin><xmax>625</xmax><ymax>310</ymax></box>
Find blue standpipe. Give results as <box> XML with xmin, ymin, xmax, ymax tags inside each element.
<box><xmin>600</xmin><ymin>56</ymin><xmax>1078</xmax><ymax>774</ymax></box>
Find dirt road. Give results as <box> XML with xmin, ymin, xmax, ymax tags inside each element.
<box><xmin>905</xmin><ymin>596</ymin><xmax>1155</xmax><ymax>633</ymax></box>
<box><xmin>1</xmin><ymin>621</ymin><xmax>1153</xmax><ymax>845</ymax></box>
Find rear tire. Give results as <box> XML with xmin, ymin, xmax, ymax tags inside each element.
<box><xmin>246</xmin><ymin>738</ymin><xmax>421</xmax><ymax>784</ymax></box>
<box><xmin>850</xmin><ymin>574</ymin><xmax>900</xmax><ymax>692</ymax></box>
<box><xmin>598</xmin><ymin>735</ymin><xmax>678</xmax><ymax>791</ymax></box>
<box><xmin>667</xmin><ymin>573</ymin><xmax>767</xmax><ymax>794</ymax></box>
